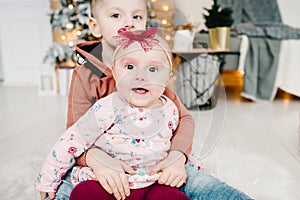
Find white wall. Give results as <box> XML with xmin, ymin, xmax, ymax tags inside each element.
<box><xmin>277</xmin><ymin>0</ymin><xmax>300</xmax><ymax>28</ymax></box>
<box><xmin>0</xmin><ymin>44</ymin><xmax>3</xmax><ymax>81</ymax></box>
<box><xmin>0</xmin><ymin>0</ymin><xmax>52</xmax><ymax>86</ymax></box>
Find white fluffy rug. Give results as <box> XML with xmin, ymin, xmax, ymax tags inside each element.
<box><xmin>0</xmin><ymin>156</ymin><xmax>42</xmax><ymax>200</ymax></box>
<box><xmin>200</xmin><ymin>148</ymin><xmax>299</xmax><ymax>200</ymax></box>
<box><xmin>0</xmin><ymin>150</ymin><xmax>298</xmax><ymax>200</ymax></box>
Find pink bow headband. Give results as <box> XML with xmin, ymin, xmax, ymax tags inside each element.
<box><xmin>113</xmin><ymin>27</ymin><xmax>160</xmax><ymax>52</ymax></box>
<box><xmin>112</xmin><ymin>28</ymin><xmax>173</xmax><ymax>67</ymax></box>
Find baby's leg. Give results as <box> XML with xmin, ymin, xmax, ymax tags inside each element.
<box><xmin>146</xmin><ymin>183</ymin><xmax>189</xmax><ymax>200</ymax></box>
<box><xmin>70</xmin><ymin>180</ymin><xmax>114</xmax><ymax>200</ymax></box>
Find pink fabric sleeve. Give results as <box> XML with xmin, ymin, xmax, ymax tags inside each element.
<box><xmin>36</xmin><ymin>100</ymin><xmax>113</xmax><ymax>192</ymax></box>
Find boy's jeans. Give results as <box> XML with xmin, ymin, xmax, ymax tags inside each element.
<box><xmin>45</xmin><ymin>171</ymin><xmax>73</xmax><ymax>200</ymax></box>
<box><xmin>182</xmin><ymin>163</ymin><xmax>253</xmax><ymax>200</ymax></box>
<box><xmin>47</xmin><ymin>163</ymin><xmax>252</xmax><ymax>200</ymax></box>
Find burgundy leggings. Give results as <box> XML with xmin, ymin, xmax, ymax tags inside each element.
<box><xmin>70</xmin><ymin>180</ymin><xmax>189</xmax><ymax>200</ymax></box>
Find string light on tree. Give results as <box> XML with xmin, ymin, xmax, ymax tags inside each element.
<box><xmin>61</xmin><ymin>35</ymin><xmax>66</xmax><ymax>40</ymax></box>
<box><xmin>162</xmin><ymin>19</ymin><xmax>168</xmax><ymax>25</ymax></box>
<box><xmin>45</xmin><ymin>0</ymin><xmax>93</xmax><ymax>66</ymax></box>
<box><xmin>162</xmin><ymin>5</ymin><xmax>169</xmax><ymax>11</ymax></box>
<box><xmin>68</xmin><ymin>4</ymin><xmax>74</xmax><ymax>9</ymax></box>
<box><xmin>146</xmin><ymin>0</ymin><xmax>175</xmax><ymax>48</ymax></box>
<box><xmin>165</xmin><ymin>34</ymin><xmax>172</xmax><ymax>41</ymax></box>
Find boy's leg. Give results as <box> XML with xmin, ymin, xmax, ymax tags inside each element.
<box><xmin>45</xmin><ymin>169</ymin><xmax>74</xmax><ymax>200</ymax></box>
<box><xmin>181</xmin><ymin>163</ymin><xmax>253</xmax><ymax>200</ymax></box>
<box><xmin>145</xmin><ymin>183</ymin><xmax>189</xmax><ymax>200</ymax></box>
<box><xmin>70</xmin><ymin>180</ymin><xmax>114</xmax><ymax>200</ymax></box>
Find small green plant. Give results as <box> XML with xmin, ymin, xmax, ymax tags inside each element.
<box><xmin>203</xmin><ymin>0</ymin><xmax>234</xmax><ymax>29</ymax></box>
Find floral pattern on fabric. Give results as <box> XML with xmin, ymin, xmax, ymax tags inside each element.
<box><xmin>36</xmin><ymin>92</ymin><xmax>179</xmax><ymax>192</ymax></box>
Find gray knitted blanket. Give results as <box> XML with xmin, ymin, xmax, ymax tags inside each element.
<box><xmin>220</xmin><ymin>0</ymin><xmax>300</xmax><ymax>101</ymax></box>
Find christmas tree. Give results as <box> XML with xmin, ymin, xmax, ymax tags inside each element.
<box><xmin>44</xmin><ymin>0</ymin><xmax>175</xmax><ymax>66</ymax></box>
<box><xmin>146</xmin><ymin>0</ymin><xmax>175</xmax><ymax>48</ymax></box>
<box><xmin>44</xmin><ymin>0</ymin><xmax>93</xmax><ymax>67</ymax></box>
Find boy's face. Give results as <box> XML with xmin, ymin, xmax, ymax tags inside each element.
<box><xmin>92</xmin><ymin>0</ymin><xmax>147</xmax><ymax>47</ymax></box>
<box><xmin>112</xmin><ymin>46</ymin><xmax>172</xmax><ymax>108</ymax></box>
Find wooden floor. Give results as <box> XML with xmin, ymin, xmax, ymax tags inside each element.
<box><xmin>0</xmin><ymin>77</ymin><xmax>299</xmax><ymax>199</ymax></box>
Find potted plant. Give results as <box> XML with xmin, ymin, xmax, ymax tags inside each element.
<box><xmin>203</xmin><ymin>0</ymin><xmax>234</xmax><ymax>50</ymax></box>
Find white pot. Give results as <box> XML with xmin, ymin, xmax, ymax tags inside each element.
<box><xmin>173</xmin><ymin>30</ymin><xmax>194</xmax><ymax>51</ymax></box>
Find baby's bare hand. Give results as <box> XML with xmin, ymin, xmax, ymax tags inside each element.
<box><xmin>151</xmin><ymin>150</ymin><xmax>187</xmax><ymax>187</ymax></box>
<box><xmin>86</xmin><ymin>148</ymin><xmax>136</xmax><ymax>199</ymax></box>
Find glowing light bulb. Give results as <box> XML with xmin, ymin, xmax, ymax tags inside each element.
<box><xmin>76</xmin><ymin>30</ymin><xmax>82</xmax><ymax>36</ymax></box>
<box><xmin>162</xmin><ymin>5</ymin><xmax>169</xmax><ymax>11</ymax></box>
<box><xmin>68</xmin><ymin>4</ymin><xmax>74</xmax><ymax>9</ymax></box>
<box><xmin>162</xmin><ymin>19</ymin><xmax>168</xmax><ymax>25</ymax></box>
<box><xmin>66</xmin><ymin>22</ymin><xmax>74</xmax><ymax>30</ymax></box>
<box><xmin>165</xmin><ymin>35</ymin><xmax>171</xmax><ymax>41</ymax></box>
<box><xmin>68</xmin><ymin>41</ymin><xmax>74</xmax><ymax>47</ymax></box>
<box><xmin>61</xmin><ymin>35</ymin><xmax>66</xmax><ymax>40</ymax></box>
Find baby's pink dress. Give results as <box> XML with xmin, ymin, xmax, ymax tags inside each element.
<box><xmin>36</xmin><ymin>92</ymin><xmax>179</xmax><ymax>192</ymax></box>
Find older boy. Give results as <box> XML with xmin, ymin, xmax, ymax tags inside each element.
<box><xmin>48</xmin><ymin>0</ymin><xmax>252</xmax><ymax>199</ymax></box>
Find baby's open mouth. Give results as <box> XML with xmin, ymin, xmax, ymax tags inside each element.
<box><xmin>132</xmin><ymin>87</ymin><xmax>149</xmax><ymax>94</ymax></box>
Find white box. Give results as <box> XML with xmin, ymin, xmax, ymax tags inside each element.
<box><xmin>38</xmin><ymin>64</ymin><xmax>57</xmax><ymax>95</ymax></box>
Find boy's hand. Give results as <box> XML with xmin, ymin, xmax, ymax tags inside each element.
<box><xmin>86</xmin><ymin>148</ymin><xmax>136</xmax><ymax>200</ymax></box>
<box><xmin>40</xmin><ymin>191</ymin><xmax>55</xmax><ymax>200</ymax></box>
<box><xmin>150</xmin><ymin>150</ymin><xmax>187</xmax><ymax>188</ymax></box>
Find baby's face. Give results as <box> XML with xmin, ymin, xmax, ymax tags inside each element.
<box><xmin>113</xmin><ymin>47</ymin><xmax>172</xmax><ymax>108</ymax></box>
<box><xmin>93</xmin><ymin>0</ymin><xmax>147</xmax><ymax>47</ymax></box>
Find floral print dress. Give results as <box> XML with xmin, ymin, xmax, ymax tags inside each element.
<box><xmin>36</xmin><ymin>92</ymin><xmax>179</xmax><ymax>192</ymax></box>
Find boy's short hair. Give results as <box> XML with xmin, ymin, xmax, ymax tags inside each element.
<box><xmin>89</xmin><ymin>0</ymin><xmax>96</xmax><ymax>17</ymax></box>
<box><xmin>89</xmin><ymin>0</ymin><xmax>105</xmax><ymax>17</ymax></box>
<box><xmin>89</xmin><ymin>0</ymin><xmax>146</xmax><ymax>17</ymax></box>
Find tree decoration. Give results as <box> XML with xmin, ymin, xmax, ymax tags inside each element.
<box><xmin>44</xmin><ymin>0</ymin><xmax>94</xmax><ymax>66</ymax></box>
<box><xmin>203</xmin><ymin>0</ymin><xmax>234</xmax><ymax>29</ymax></box>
